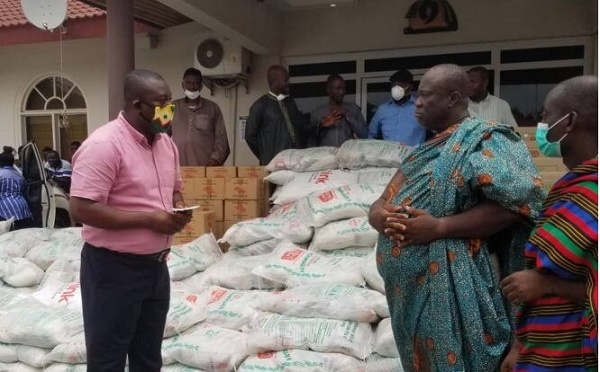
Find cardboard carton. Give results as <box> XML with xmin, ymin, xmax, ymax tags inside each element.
<box><xmin>206</xmin><ymin>166</ymin><xmax>237</xmax><ymax>179</ymax></box>
<box><xmin>181</xmin><ymin>179</ymin><xmax>196</xmax><ymax>197</ymax></box>
<box><xmin>225</xmin><ymin>178</ymin><xmax>263</xmax><ymax>200</ymax></box>
<box><xmin>180</xmin><ymin>166</ymin><xmax>206</xmax><ymax>179</ymax></box>
<box><xmin>195</xmin><ymin>178</ymin><xmax>225</xmax><ymax>200</ymax></box>
<box><xmin>237</xmin><ymin>166</ymin><xmax>268</xmax><ymax>179</ymax></box>
<box><xmin>192</xmin><ymin>199</ymin><xmax>224</xmax><ymax>221</ymax></box>
<box><xmin>225</xmin><ymin>200</ymin><xmax>261</xmax><ymax>221</ymax></box>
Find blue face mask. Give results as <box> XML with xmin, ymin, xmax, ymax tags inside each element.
<box><xmin>536</xmin><ymin>113</ymin><xmax>570</xmax><ymax>158</ymax></box>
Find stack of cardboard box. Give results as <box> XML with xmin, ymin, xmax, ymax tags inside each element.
<box><xmin>224</xmin><ymin>166</ymin><xmax>270</xmax><ymax>233</ymax></box>
<box><xmin>174</xmin><ymin>166</ymin><xmax>269</xmax><ymax>245</ymax></box>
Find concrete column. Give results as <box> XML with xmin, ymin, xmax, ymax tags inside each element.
<box><xmin>107</xmin><ymin>0</ymin><xmax>135</xmax><ymax>119</ymax></box>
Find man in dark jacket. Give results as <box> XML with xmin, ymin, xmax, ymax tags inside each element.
<box><xmin>245</xmin><ymin>65</ymin><xmax>308</xmax><ymax>165</ymax></box>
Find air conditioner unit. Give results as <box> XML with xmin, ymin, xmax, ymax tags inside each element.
<box><xmin>194</xmin><ymin>37</ymin><xmax>251</xmax><ymax>78</ymax></box>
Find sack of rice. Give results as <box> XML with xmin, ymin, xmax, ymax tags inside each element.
<box><xmin>164</xmin><ymin>293</ymin><xmax>207</xmax><ymax>337</ymax></box>
<box><xmin>161</xmin><ymin>323</ymin><xmax>248</xmax><ymax>371</ymax></box>
<box><xmin>0</xmin><ymin>218</ymin><xmax>13</xmax><ymax>235</ymax></box>
<box><xmin>273</xmin><ymin>170</ymin><xmax>358</xmax><ymax>205</ymax></box>
<box><xmin>336</xmin><ymin>140</ymin><xmax>413</xmax><ymax>170</ymax></box>
<box><xmin>298</xmin><ymin>184</ymin><xmax>385</xmax><ymax>227</ymax></box>
<box><xmin>266</xmin><ymin>147</ymin><xmax>338</xmax><ymax>172</ymax></box>
<box><xmin>205</xmin><ymin>286</ymin><xmax>275</xmax><ymax>331</ymax></box>
<box><xmin>247</xmin><ymin>312</ymin><xmax>373</xmax><ymax>359</ymax></box>
<box><xmin>239</xmin><ymin>349</ymin><xmax>366</xmax><ymax>372</ymax></box>
<box><xmin>0</xmin><ymin>297</ymin><xmax>83</xmax><ymax>348</ymax></box>
<box><xmin>25</xmin><ymin>242</ymin><xmax>82</xmax><ymax>271</ymax></box>
<box><xmin>310</xmin><ymin>217</ymin><xmax>378</xmax><ymax>251</ymax></box>
<box><xmin>43</xmin><ymin>364</ymin><xmax>87</xmax><ymax>372</ymax></box>
<box><xmin>32</xmin><ymin>281</ymin><xmax>81</xmax><ymax>310</ymax></box>
<box><xmin>357</xmin><ymin>167</ymin><xmax>397</xmax><ymax>185</ymax></box>
<box><xmin>366</xmin><ymin>353</ymin><xmax>404</xmax><ymax>372</ymax></box>
<box><xmin>0</xmin><ymin>228</ymin><xmax>52</xmax><ymax>258</ymax></box>
<box><xmin>40</xmin><ymin>260</ymin><xmax>80</xmax><ymax>288</ymax></box>
<box><xmin>173</xmin><ymin>233</ymin><xmax>222</xmax><ymax>271</ymax></box>
<box><xmin>219</xmin><ymin>217</ymin><xmax>312</xmax><ymax>247</ymax></box>
<box><xmin>16</xmin><ymin>345</ymin><xmax>50</xmax><ymax>368</ymax></box>
<box><xmin>190</xmin><ymin>253</ymin><xmax>281</xmax><ymax>291</ymax></box>
<box><xmin>228</xmin><ymin>239</ymin><xmax>280</xmax><ymax>257</ymax></box>
<box><xmin>0</xmin><ymin>255</ymin><xmax>44</xmax><ymax>287</ymax></box>
<box><xmin>262</xmin><ymin>283</ymin><xmax>388</xmax><ymax>322</ymax></box>
<box><xmin>162</xmin><ymin>364</ymin><xmax>207</xmax><ymax>372</ymax></box>
<box><xmin>0</xmin><ymin>362</ymin><xmax>41</xmax><ymax>371</ymax></box>
<box><xmin>0</xmin><ymin>343</ymin><xmax>18</xmax><ymax>363</ymax></box>
<box><xmin>43</xmin><ymin>332</ymin><xmax>86</xmax><ymax>365</ymax></box>
<box><xmin>362</xmin><ymin>251</ymin><xmax>385</xmax><ymax>294</ymax></box>
<box><xmin>373</xmin><ymin>318</ymin><xmax>399</xmax><ymax>358</ymax></box>
<box><xmin>264</xmin><ymin>170</ymin><xmax>296</xmax><ymax>186</ymax></box>
<box><xmin>252</xmin><ymin>242</ymin><xmax>364</xmax><ymax>288</ymax></box>
<box><xmin>320</xmin><ymin>247</ymin><xmax>374</xmax><ymax>258</ymax></box>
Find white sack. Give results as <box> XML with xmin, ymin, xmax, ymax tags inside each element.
<box><xmin>362</xmin><ymin>251</ymin><xmax>385</xmax><ymax>294</ymax></box>
<box><xmin>252</xmin><ymin>242</ymin><xmax>364</xmax><ymax>288</ymax></box>
<box><xmin>373</xmin><ymin>318</ymin><xmax>399</xmax><ymax>358</ymax></box>
<box><xmin>366</xmin><ymin>353</ymin><xmax>404</xmax><ymax>372</ymax></box>
<box><xmin>247</xmin><ymin>313</ymin><xmax>373</xmax><ymax>360</ymax></box>
<box><xmin>161</xmin><ymin>323</ymin><xmax>248</xmax><ymax>371</ymax></box>
<box><xmin>266</xmin><ymin>147</ymin><xmax>338</xmax><ymax>172</ymax></box>
<box><xmin>239</xmin><ymin>349</ymin><xmax>366</xmax><ymax>372</ymax></box>
<box><xmin>164</xmin><ymin>293</ymin><xmax>207</xmax><ymax>337</ymax></box>
<box><xmin>298</xmin><ymin>184</ymin><xmax>385</xmax><ymax>227</ymax></box>
<box><xmin>273</xmin><ymin>170</ymin><xmax>358</xmax><ymax>205</ymax></box>
<box><xmin>219</xmin><ymin>217</ymin><xmax>312</xmax><ymax>247</ymax></box>
<box><xmin>205</xmin><ymin>286</ymin><xmax>275</xmax><ymax>331</ymax></box>
<box><xmin>262</xmin><ymin>283</ymin><xmax>388</xmax><ymax>323</ymax></box>
<box><xmin>310</xmin><ymin>217</ymin><xmax>378</xmax><ymax>251</ymax></box>
<box><xmin>336</xmin><ymin>140</ymin><xmax>413</xmax><ymax>170</ymax></box>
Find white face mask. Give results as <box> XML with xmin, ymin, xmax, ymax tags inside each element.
<box><xmin>391</xmin><ymin>86</ymin><xmax>405</xmax><ymax>101</ymax></box>
<box><xmin>184</xmin><ymin>90</ymin><xmax>201</xmax><ymax>100</ymax></box>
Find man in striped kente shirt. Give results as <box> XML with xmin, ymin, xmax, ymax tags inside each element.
<box><xmin>500</xmin><ymin>75</ymin><xmax>597</xmax><ymax>371</ymax></box>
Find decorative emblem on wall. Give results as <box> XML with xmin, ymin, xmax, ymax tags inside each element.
<box><xmin>404</xmin><ymin>0</ymin><xmax>458</xmax><ymax>34</ymax></box>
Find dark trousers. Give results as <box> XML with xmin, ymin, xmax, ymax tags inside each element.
<box><xmin>80</xmin><ymin>243</ymin><xmax>170</xmax><ymax>372</ymax></box>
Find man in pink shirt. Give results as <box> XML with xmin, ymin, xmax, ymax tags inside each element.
<box><xmin>70</xmin><ymin>69</ymin><xmax>192</xmax><ymax>372</ymax></box>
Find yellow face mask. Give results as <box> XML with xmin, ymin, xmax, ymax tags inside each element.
<box><xmin>151</xmin><ymin>104</ymin><xmax>176</xmax><ymax>133</ymax></box>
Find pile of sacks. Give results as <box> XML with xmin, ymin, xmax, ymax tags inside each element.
<box><xmin>0</xmin><ymin>140</ymin><xmax>413</xmax><ymax>371</ymax></box>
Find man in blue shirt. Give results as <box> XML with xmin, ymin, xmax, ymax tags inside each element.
<box><xmin>368</xmin><ymin>70</ymin><xmax>426</xmax><ymax>146</ymax></box>
<box><xmin>0</xmin><ymin>147</ymin><xmax>33</xmax><ymax>230</ymax></box>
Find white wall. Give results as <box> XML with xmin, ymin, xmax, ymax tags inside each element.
<box><xmin>0</xmin><ymin>37</ymin><xmax>108</xmax><ymax>149</ymax></box>
<box><xmin>282</xmin><ymin>0</ymin><xmax>597</xmax><ymax>56</ymax></box>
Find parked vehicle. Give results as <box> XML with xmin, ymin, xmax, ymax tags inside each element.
<box><xmin>21</xmin><ymin>141</ymin><xmax>72</xmax><ymax>228</ymax></box>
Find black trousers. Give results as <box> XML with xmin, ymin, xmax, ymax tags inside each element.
<box><xmin>80</xmin><ymin>243</ymin><xmax>170</xmax><ymax>372</ymax></box>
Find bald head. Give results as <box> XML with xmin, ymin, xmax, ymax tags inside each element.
<box><xmin>426</xmin><ymin>64</ymin><xmax>470</xmax><ymax>102</ymax></box>
<box><xmin>124</xmin><ymin>69</ymin><xmax>166</xmax><ymax>104</ymax></box>
<box><xmin>547</xmin><ymin>75</ymin><xmax>598</xmax><ymax>131</ymax></box>
<box><xmin>415</xmin><ymin>64</ymin><xmax>470</xmax><ymax>132</ymax></box>
<box><xmin>267</xmin><ymin>65</ymin><xmax>290</xmax><ymax>95</ymax></box>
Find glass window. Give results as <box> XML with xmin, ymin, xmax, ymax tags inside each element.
<box><xmin>500</xmin><ymin>67</ymin><xmax>584</xmax><ymax>126</ymax></box>
<box><xmin>26</xmin><ymin>89</ymin><xmax>46</xmax><ymax>110</ymax></box>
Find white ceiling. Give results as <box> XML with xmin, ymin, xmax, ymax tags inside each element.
<box><xmin>264</xmin><ymin>0</ymin><xmax>357</xmax><ymax>11</ymax></box>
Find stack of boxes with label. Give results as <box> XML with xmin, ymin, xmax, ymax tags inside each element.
<box><xmin>518</xmin><ymin>126</ymin><xmax>568</xmax><ymax>191</ymax></box>
<box><xmin>174</xmin><ymin>166</ymin><xmax>224</xmax><ymax>245</ymax></box>
<box><xmin>174</xmin><ymin>166</ymin><xmax>270</xmax><ymax>245</ymax></box>
<box><xmin>224</xmin><ymin>166</ymin><xmax>270</xmax><ymax>234</ymax></box>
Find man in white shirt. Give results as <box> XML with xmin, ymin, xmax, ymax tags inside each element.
<box><xmin>467</xmin><ymin>66</ymin><xmax>517</xmax><ymax>127</ymax></box>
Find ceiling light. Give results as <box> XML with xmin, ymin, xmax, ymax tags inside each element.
<box><xmin>329</xmin><ymin>3</ymin><xmax>337</xmax><ymax>7</ymax></box>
